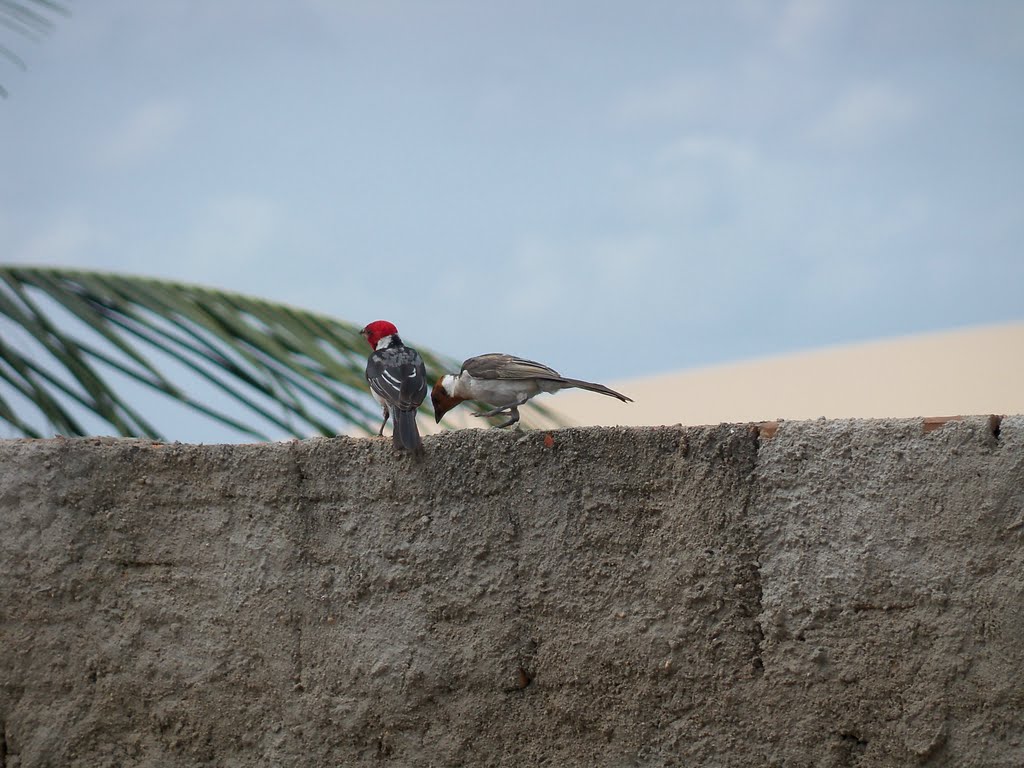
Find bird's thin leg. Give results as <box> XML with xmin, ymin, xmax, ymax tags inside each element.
<box><xmin>472</xmin><ymin>405</ymin><xmax>511</xmax><ymax>417</ymax></box>
<box><xmin>377</xmin><ymin>405</ymin><xmax>390</xmax><ymax>436</ymax></box>
<box><xmin>472</xmin><ymin>397</ymin><xmax>529</xmax><ymax>418</ymax></box>
<box><xmin>494</xmin><ymin>407</ymin><xmax>521</xmax><ymax>429</ymax></box>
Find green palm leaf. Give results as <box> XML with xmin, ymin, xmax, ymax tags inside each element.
<box><xmin>1</xmin><ymin>0</ymin><xmax>69</xmax><ymax>98</ymax></box>
<box><xmin>0</xmin><ymin>266</ymin><xmax>561</xmax><ymax>441</ymax></box>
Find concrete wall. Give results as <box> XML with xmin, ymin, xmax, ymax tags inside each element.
<box><xmin>1</xmin><ymin>416</ymin><xmax>1022</xmax><ymax>767</ymax></box>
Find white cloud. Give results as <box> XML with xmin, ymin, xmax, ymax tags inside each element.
<box><xmin>504</xmin><ymin>239</ymin><xmax>568</xmax><ymax>314</ymax></box>
<box><xmin>184</xmin><ymin>197</ymin><xmax>284</xmax><ymax>272</ymax></box>
<box><xmin>658</xmin><ymin>135</ymin><xmax>757</xmax><ymax>173</ymax></box>
<box><xmin>613</xmin><ymin>74</ymin><xmax>713</xmax><ymax>126</ymax></box>
<box><xmin>774</xmin><ymin>0</ymin><xmax>841</xmax><ymax>53</ymax></box>
<box><xmin>613</xmin><ymin>133</ymin><xmax>759</xmax><ymax>227</ymax></box>
<box><xmin>8</xmin><ymin>212</ymin><xmax>99</xmax><ymax>266</ymax></box>
<box><xmin>810</xmin><ymin>83</ymin><xmax>917</xmax><ymax>148</ymax></box>
<box><xmin>93</xmin><ymin>100</ymin><xmax>188</xmax><ymax>168</ymax></box>
<box><xmin>502</xmin><ymin>233</ymin><xmax>665</xmax><ymax>305</ymax></box>
<box><xmin>589</xmin><ymin>234</ymin><xmax>662</xmax><ymax>292</ymax></box>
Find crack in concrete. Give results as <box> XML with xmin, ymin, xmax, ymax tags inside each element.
<box><xmin>746</xmin><ymin>423</ymin><xmax>768</xmax><ymax>677</ymax></box>
<box><xmin>290</xmin><ymin>444</ymin><xmax>310</xmax><ymax>691</ymax></box>
<box><xmin>504</xmin><ymin>499</ymin><xmax>536</xmax><ymax>693</ymax></box>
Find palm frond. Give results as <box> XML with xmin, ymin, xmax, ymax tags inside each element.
<box><xmin>0</xmin><ymin>266</ymin><xmax>561</xmax><ymax>441</ymax></box>
<box><xmin>1</xmin><ymin>0</ymin><xmax>69</xmax><ymax>98</ymax></box>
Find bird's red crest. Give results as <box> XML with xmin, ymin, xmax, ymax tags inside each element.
<box><xmin>360</xmin><ymin>320</ymin><xmax>399</xmax><ymax>349</ymax></box>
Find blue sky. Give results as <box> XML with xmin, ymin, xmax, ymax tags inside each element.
<box><xmin>3</xmin><ymin>0</ymin><xmax>1023</xmax><ymax>388</ymax></box>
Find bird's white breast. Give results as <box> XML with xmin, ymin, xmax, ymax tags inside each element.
<box><xmin>455</xmin><ymin>372</ymin><xmax>541</xmax><ymax>406</ymax></box>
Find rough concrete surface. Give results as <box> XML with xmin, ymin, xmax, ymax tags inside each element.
<box><xmin>1</xmin><ymin>416</ymin><xmax>1022</xmax><ymax>767</ymax></box>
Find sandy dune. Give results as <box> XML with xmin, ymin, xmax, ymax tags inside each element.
<box><xmin>541</xmin><ymin>323</ymin><xmax>1024</xmax><ymax>427</ymax></box>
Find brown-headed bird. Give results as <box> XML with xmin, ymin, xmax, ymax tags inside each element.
<box><xmin>431</xmin><ymin>353</ymin><xmax>632</xmax><ymax>428</ymax></box>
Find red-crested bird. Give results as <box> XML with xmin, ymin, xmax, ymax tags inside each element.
<box><xmin>360</xmin><ymin>320</ymin><xmax>428</xmax><ymax>457</ymax></box>
<box><xmin>431</xmin><ymin>353</ymin><xmax>632</xmax><ymax>428</ymax></box>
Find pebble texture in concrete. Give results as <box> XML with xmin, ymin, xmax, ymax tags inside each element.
<box><xmin>1</xmin><ymin>416</ymin><xmax>1021</xmax><ymax>766</ymax></box>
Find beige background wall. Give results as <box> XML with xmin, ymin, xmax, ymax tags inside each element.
<box><xmin>546</xmin><ymin>323</ymin><xmax>1024</xmax><ymax>427</ymax></box>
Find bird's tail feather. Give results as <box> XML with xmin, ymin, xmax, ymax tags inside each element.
<box><xmin>560</xmin><ymin>378</ymin><xmax>633</xmax><ymax>403</ymax></box>
<box><xmin>393</xmin><ymin>409</ymin><xmax>424</xmax><ymax>458</ymax></box>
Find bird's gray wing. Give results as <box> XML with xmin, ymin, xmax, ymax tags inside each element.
<box><xmin>397</xmin><ymin>355</ymin><xmax>428</xmax><ymax>410</ymax></box>
<box><xmin>366</xmin><ymin>354</ymin><xmax>402</xmax><ymax>406</ymax></box>
<box><xmin>462</xmin><ymin>353</ymin><xmax>564</xmax><ymax>381</ymax></box>
<box><xmin>367</xmin><ymin>346</ymin><xmax>427</xmax><ymax>408</ymax></box>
